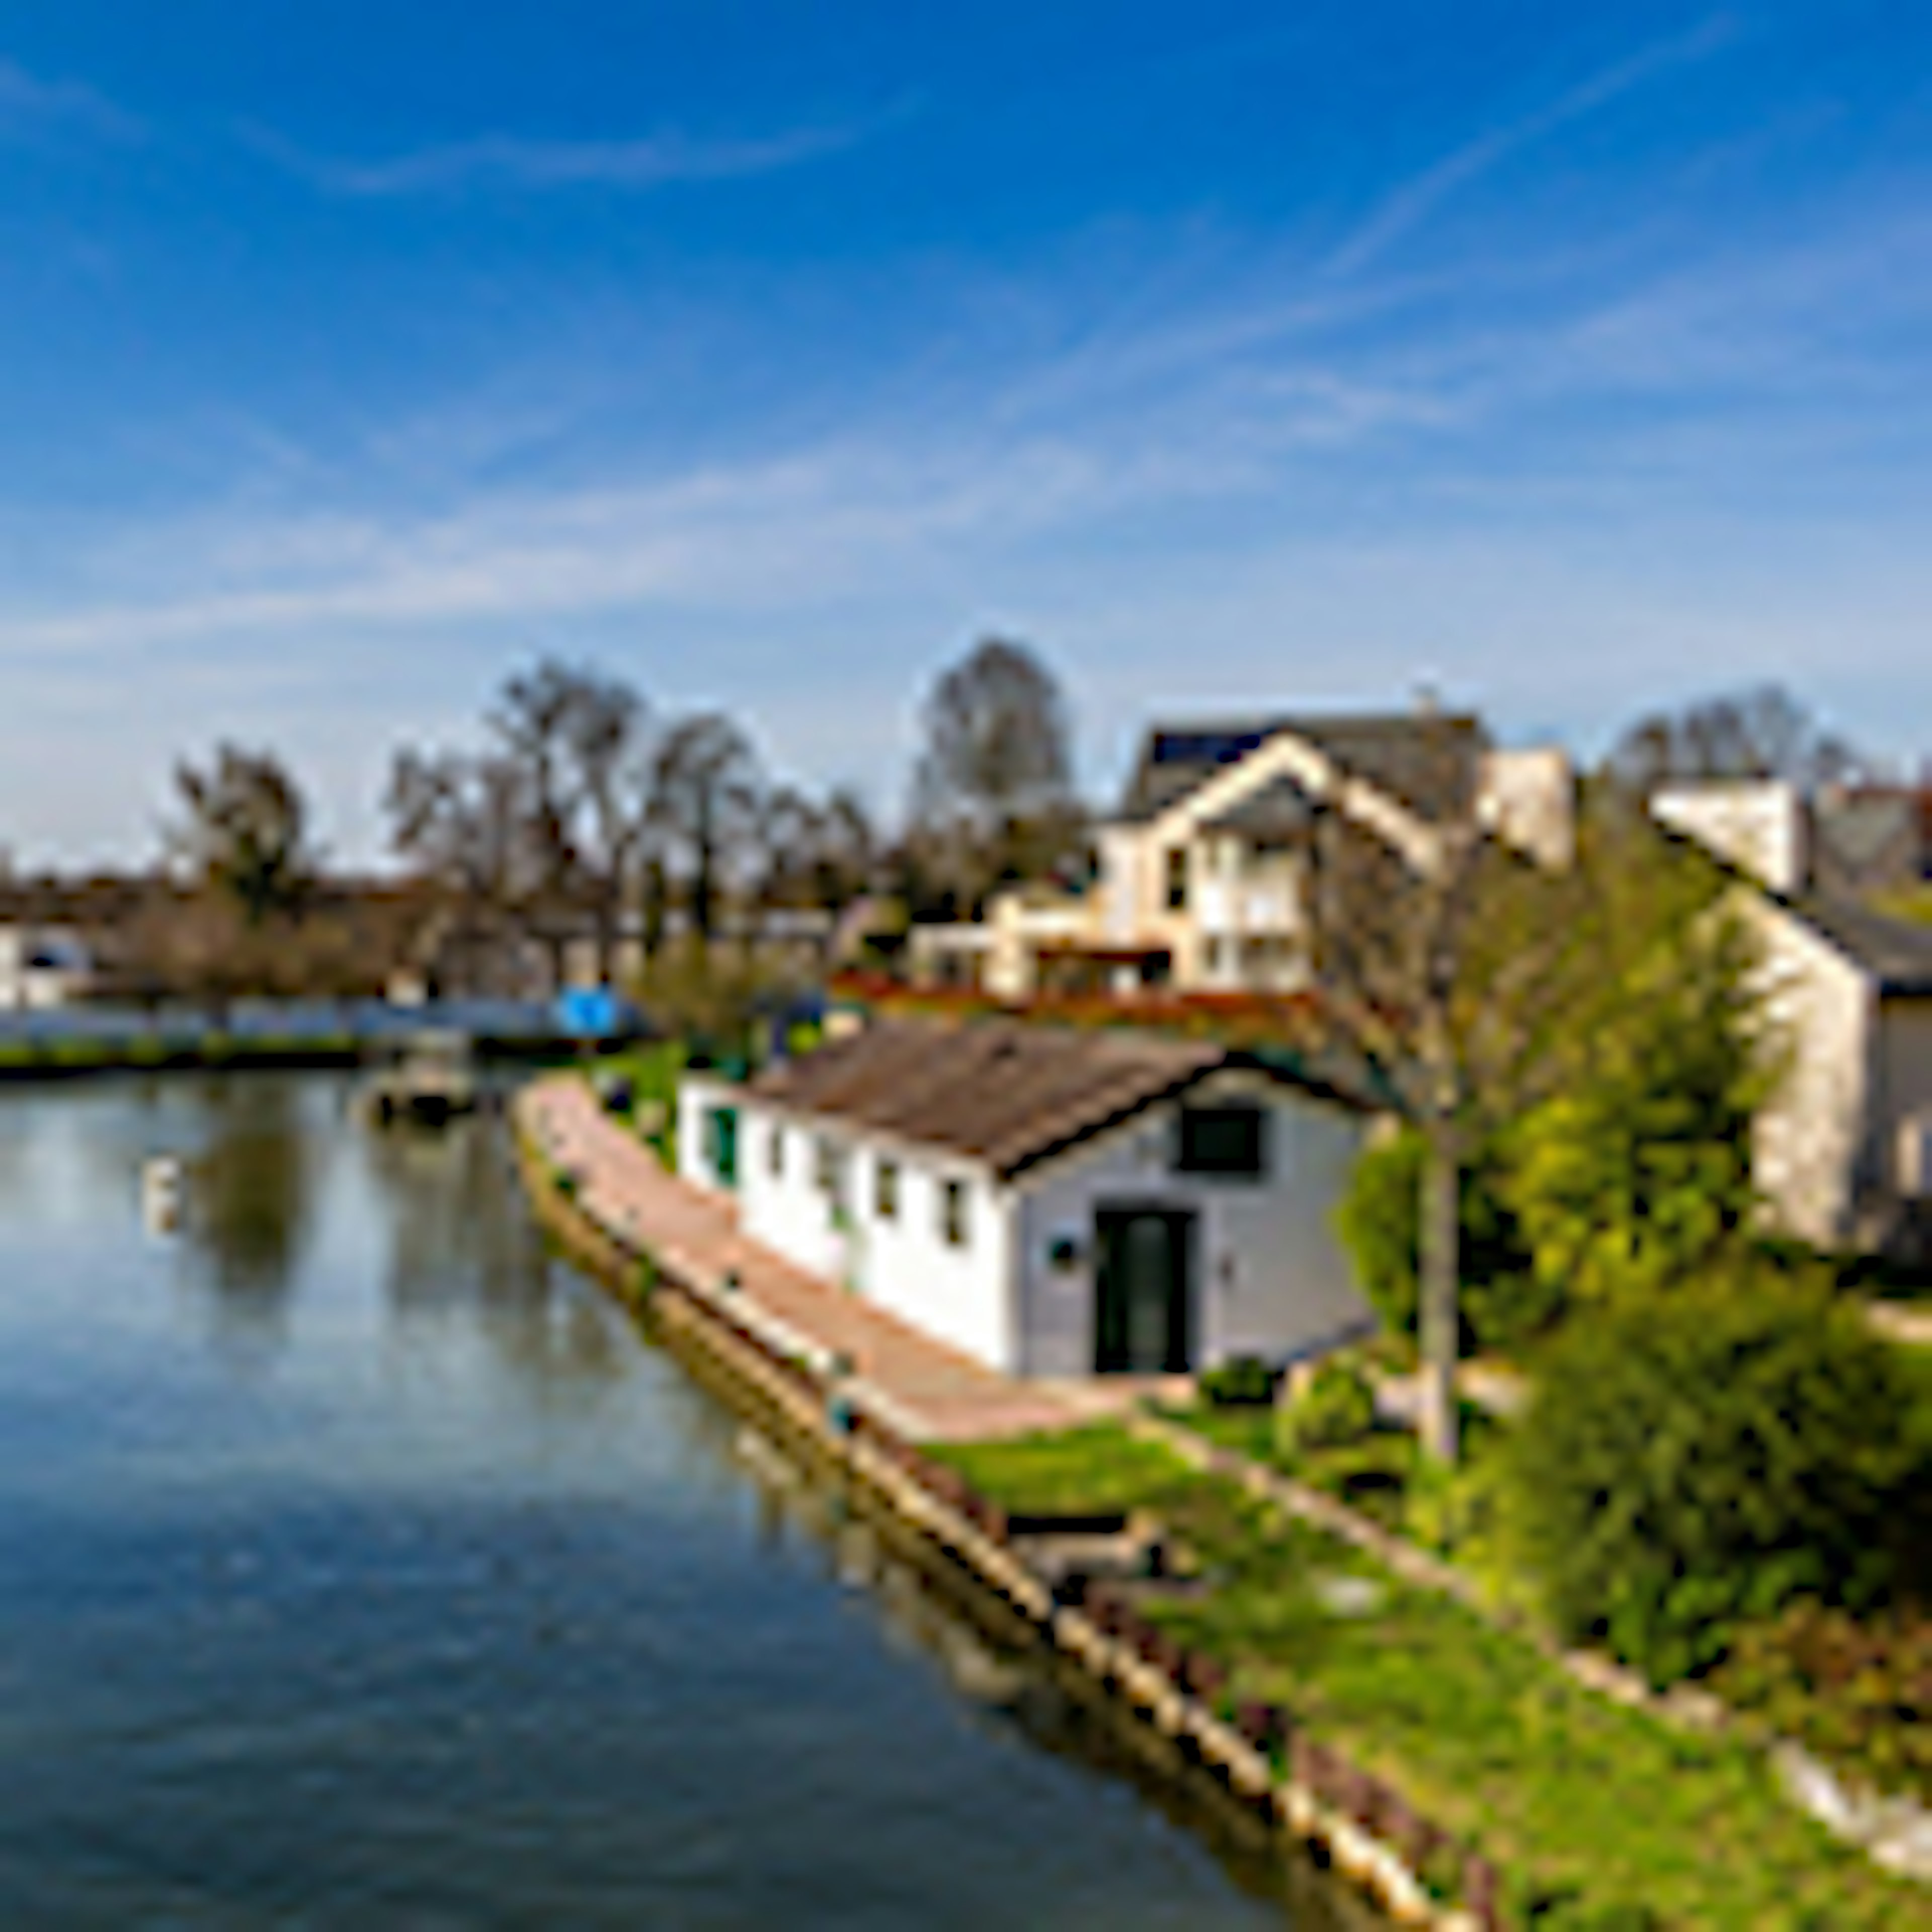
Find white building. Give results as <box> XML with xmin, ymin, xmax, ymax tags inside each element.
<box><xmin>0</xmin><ymin>925</ymin><xmax>94</xmax><ymax>1011</ymax></box>
<box><xmin>910</xmin><ymin>707</ymin><xmax>1574</xmax><ymax>1000</ymax></box>
<box><xmin>678</xmin><ymin>1018</ymin><xmax>1373</xmax><ymax>1377</ymax></box>
<box><xmin>1649</xmin><ymin>783</ymin><xmax>1932</xmax><ymax>1260</ymax></box>
<box><xmin>1735</xmin><ymin>890</ymin><xmax>1932</xmax><ymax>1260</ymax></box>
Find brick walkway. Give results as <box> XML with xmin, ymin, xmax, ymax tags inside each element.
<box><xmin>518</xmin><ymin>1078</ymin><xmax>1096</xmax><ymax>1442</ymax></box>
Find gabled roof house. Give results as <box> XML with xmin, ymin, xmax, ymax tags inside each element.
<box><xmin>1650</xmin><ymin>779</ymin><xmax>1932</xmax><ymax>1259</ymax></box>
<box><xmin>911</xmin><ymin>704</ymin><xmax>1573</xmax><ymax>1000</ymax></box>
<box><xmin>677</xmin><ymin>1018</ymin><xmax>1372</xmax><ymax>1377</ymax></box>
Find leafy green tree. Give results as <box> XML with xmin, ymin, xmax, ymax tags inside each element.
<box><xmin>1500</xmin><ymin>923</ymin><xmax>1765</xmax><ymax>1307</ymax></box>
<box><xmin>1335</xmin><ymin>1126</ymin><xmax>1555</xmax><ymax>1351</ymax></box>
<box><xmin>1326</xmin><ymin>785</ymin><xmax>1757</xmax><ymax>1393</ymax></box>
<box><xmin>1501</xmin><ymin>1265</ymin><xmax>1923</xmax><ymax>1683</ymax></box>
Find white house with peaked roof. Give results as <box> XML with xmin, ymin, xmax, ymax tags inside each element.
<box><xmin>911</xmin><ymin>707</ymin><xmax>1573</xmax><ymax>1000</ymax></box>
<box><xmin>1650</xmin><ymin>782</ymin><xmax>1932</xmax><ymax>1260</ymax></box>
<box><xmin>678</xmin><ymin>1018</ymin><xmax>1373</xmax><ymax>1377</ymax></box>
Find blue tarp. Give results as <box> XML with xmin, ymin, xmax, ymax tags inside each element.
<box><xmin>554</xmin><ymin>986</ymin><xmax>627</xmax><ymax>1038</ymax></box>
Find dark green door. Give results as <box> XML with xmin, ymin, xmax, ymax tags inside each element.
<box><xmin>707</xmin><ymin>1106</ymin><xmax>739</xmax><ymax>1188</ymax></box>
<box><xmin>1094</xmin><ymin>1209</ymin><xmax>1194</xmax><ymax>1374</ymax></box>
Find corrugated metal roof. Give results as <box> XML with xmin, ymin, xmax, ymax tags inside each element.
<box><xmin>746</xmin><ymin>1018</ymin><xmax>1238</xmax><ymax>1177</ymax></box>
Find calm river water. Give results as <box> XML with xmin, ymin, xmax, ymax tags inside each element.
<box><xmin>0</xmin><ymin>1073</ymin><xmax>1354</xmax><ymax>1929</ymax></box>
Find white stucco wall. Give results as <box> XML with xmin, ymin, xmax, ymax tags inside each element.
<box><xmin>675</xmin><ymin>1065</ymin><xmax>1369</xmax><ymax>1376</ymax></box>
<box><xmin>676</xmin><ymin>1073</ymin><xmax>743</xmax><ymax>1194</ymax></box>
<box><xmin>730</xmin><ymin>1100</ymin><xmax>1017</xmax><ymax>1367</ymax></box>
<box><xmin>1010</xmin><ymin>1072</ymin><xmax>1371</xmax><ymax>1376</ymax></box>
<box><xmin>1653</xmin><ymin>782</ymin><xmax>1809</xmax><ymax>893</ymax></box>
<box><xmin>1744</xmin><ymin>896</ymin><xmax>1876</xmax><ymax>1247</ymax></box>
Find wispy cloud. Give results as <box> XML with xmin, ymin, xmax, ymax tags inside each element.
<box><xmin>249</xmin><ymin>111</ymin><xmax>890</xmax><ymax>197</ymax></box>
<box><xmin>0</xmin><ymin>55</ymin><xmax>141</xmax><ymax>142</ymax></box>
<box><xmin>1326</xmin><ymin>13</ymin><xmax>1742</xmax><ymax>279</ymax></box>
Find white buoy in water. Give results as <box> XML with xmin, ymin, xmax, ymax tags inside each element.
<box><xmin>141</xmin><ymin>1156</ymin><xmax>184</xmax><ymax>1234</ymax></box>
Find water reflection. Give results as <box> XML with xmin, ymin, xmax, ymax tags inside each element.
<box><xmin>716</xmin><ymin>1418</ymin><xmax>1370</xmax><ymax>1932</ymax></box>
<box><xmin>174</xmin><ymin>1076</ymin><xmax>317</xmax><ymax>1350</ymax></box>
<box><xmin>359</xmin><ymin>1098</ymin><xmax>631</xmax><ymax>1401</ymax></box>
<box><xmin>0</xmin><ymin>1073</ymin><xmax>1357</xmax><ymax>1929</ymax></box>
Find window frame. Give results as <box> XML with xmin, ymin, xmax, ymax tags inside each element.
<box><xmin>1175</xmin><ymin>1103</ymin><xmax>1269</xmax><ymax>1180</ymax></box>
<box><xmin>1164</xmin><ymin>845</ymin><xmax>1190</xmax><ymax>911</ymax></box>
<box><xmin>940</xmin><ymin>1177</ymin><xmax>970</xmax><ymax>1248</ymax></box>
<box><xmin>875</xmin><ymin>1157</ymin><xmax>900</xmax><ymax>1221</ymax></box>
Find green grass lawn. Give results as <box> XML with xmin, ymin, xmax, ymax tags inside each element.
<box><xmin>937</xmin><ymin>1425</ymin><xmax>1920</xmax><ymax>1930</ymax></box>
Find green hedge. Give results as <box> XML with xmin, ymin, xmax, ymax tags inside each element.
<box><xmin>1500</xmin><ymin>1266</ymin><xmax>1925</xmax><ymax>1683</ymax></box>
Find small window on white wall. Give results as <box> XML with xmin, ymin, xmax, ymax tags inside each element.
<box><xmin>941</xmin><ymin>1178</ymin><xmax>970</xmax><ymax>1247</ymax></box>
<box><xmin>768</xmin><ymin>1122</ymin><xmax>785</xmax><ymax>1178</ymax></box>
<box><xmin>875</xmin><ymin>1159</ymin><xmax>900</xmax><ymax>1220</ymax></box>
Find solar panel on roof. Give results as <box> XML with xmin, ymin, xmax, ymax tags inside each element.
<box><xmin>1151</xmin><ymin>730</ymin><xmax>1273</xmax><ymax>766</ymax></box>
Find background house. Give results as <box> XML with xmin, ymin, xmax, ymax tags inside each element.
<box><xmin>911</xmin><ymin>706</ymin><xmax>1573</xmax><ymax>1000</ymax></box>
<box><xmin>678</xmin><ymin>1018</ymin><xmax>1371</xmax><ymax>1377</ymax></box>
<box><xmin>1650</xmin><ymin>779</ymin><xmax>1932</xmax><ymax>1259</ymax></box>
<box><xmin>0</xmin><ymin>925</ymin><xmax>95</xmax><ymax>1010</ymax></box>
<box><xmin>1736</xmin><ymin>890</ymin><xmax>1932</xmax><ymax>1260</ymax></box>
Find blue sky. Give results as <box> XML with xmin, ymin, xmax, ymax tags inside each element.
<box><xmin>3</xmin><ymin>2</ymin><xmax>1930</xmax><ymax>864</ymax></box>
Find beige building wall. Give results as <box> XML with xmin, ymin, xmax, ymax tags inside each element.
<box><xmin>1479</xmin><ymin>747</ymin><xmax>1576</xmax><ymax>869</ymax></box>
<box><xmin>1743</xmin><ymin>894</ymin><xmax>1876</xmax><ymax>1248</ymax></box>
<box><xmin>1653</xmin><ymin>780</ymin><xmax>1809</xmax><ymax>892</ymax></box>
<box><xmin>1870</xmin><ymin>1000</ymin><xmax>1932</xmax><ymax>1241</ymax></box>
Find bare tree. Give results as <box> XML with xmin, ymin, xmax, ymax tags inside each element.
<box><xmin>385</xmin><ymin>748</ymin><xmax>538</xmax><ymax>995</ymax></box>
<box><xmin>1301</xmin><ymin>730</ymin><xmax>1649</xmax><ymax>1463</ymax></box>
<box><xmin>554</xmin><ymin>667</ymin><xmax>653</xmax><ymax>983</ymax></box>
<box><xmin>815</xmin><ymin>786</ymin><xmax>877</xmax><ymax>911</ymax></box>
<box><xmin>168</xmin><ymin>745</ymin><xmax>320</xmax><ymax>924</ymax></box>
<box><xmin>751</xmin><ymin>784</ymin><xmax>822</xmax><ymax>912</ymax></box>
<box><xmin>1608</xmin><ymin>683</ymin><xmax>1864</xmax><ymax>796</ymax></box>
<box><xmin>911</xmin><ymin>637</ymin><xmax>1083</xmax><ymax>910</ymax></box>
<box><xmin>652</xmin><ymin>713</ymin><xmax>762</xmax><ymax>950</ymax></box>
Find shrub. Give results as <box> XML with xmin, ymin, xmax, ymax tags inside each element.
<box><xmin>1501</xmin><ymin>1263</ymin><xmax>1924</xmax><ymax>1683</ymax></box>
<box><xmin>1335</xmin><ymin>1127</ymin><xmax>1555</xmax><ymax>1350</ymax></box>
<box><xmin>1276</xmin><ymin>1355</ymin><xmax>1377</xmax><ymax>1455</ymax></box>
<box><xmin>1714</xmin><ymin>1600</ymin><xmax>1932</xmax><ymax>1802</ymax></box>
<box><xmin>1198</xmin><ymin>1355</ymin><xmax>1276</xmax><ymax>1407</ymax></box>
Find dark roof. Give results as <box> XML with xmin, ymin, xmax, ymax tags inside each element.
<box><xmin>1200</xmin><ymin>773</ymin><xmax>1319</xmax><ymax>843</ymax></box>
<box><xmin>1814</xmin><ymin>793</ymin><xmax>1917</xmax><ymax>869</ymax></box>
<box><xmin>1778</xmin><ymin>891</ymin><xmax>1932</xmax><ymax>996</ymax></box>
<box><xmin>1115</xmin><ymin>711</ymin><xmax>1487</xmax><ymax>827</ymax></box>
<box><xmin>748</xmin><ymin>1019</ymin><xmax>1246</xmax><ymax>1178</ymax></box>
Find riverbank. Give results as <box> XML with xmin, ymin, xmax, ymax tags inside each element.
<box><xmin>515</xmin><ymin>1073</ymin><xmax>1928</xmax><ymax>1931</ymax></box>
<box><xmin>515</xmin><ymin>1079</ymin><xmax>1495</xmax><ymax>1929</ymax></box>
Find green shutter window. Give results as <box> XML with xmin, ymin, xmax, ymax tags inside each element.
<box><xmin>706</xmin><ymin>1106</ymin><xmax>740</xmax><ymax>1187</ymax></box>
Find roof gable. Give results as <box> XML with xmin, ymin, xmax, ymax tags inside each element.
<box><xmin>1116</xmin><ymin>711</ymin><xmax>1486</xmax><ymax>828</ymax></box>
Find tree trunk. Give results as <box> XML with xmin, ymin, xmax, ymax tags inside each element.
<box><xmin>1418</xmin><ymin>1111</ymin><xmax>1461</xmax><ymax>1465</ymax></box>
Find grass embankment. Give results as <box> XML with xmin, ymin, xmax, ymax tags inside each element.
<box><xmin>936</xmin><ymin>1423</ymin><xmax>1918</xmax><ymax>1931</ymax></box>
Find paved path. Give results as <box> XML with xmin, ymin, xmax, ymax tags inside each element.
<box><xmin>519</xmin><ymin>1077</ymin><xmax>1095</xmax><ymax>1442</ymax></box>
